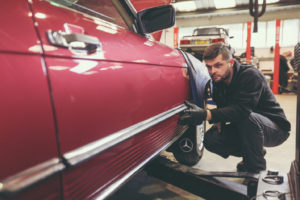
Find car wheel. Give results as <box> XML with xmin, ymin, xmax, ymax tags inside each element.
<box><xmin>172</xmin><ymin>123</ymin><xmax>205</xmax><ymax>166</ymax></box>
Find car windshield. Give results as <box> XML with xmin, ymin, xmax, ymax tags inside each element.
<box><xmin>193</xmin><ymin>28</ymin><xmax>224</xmax><ymax>36</ymax></box>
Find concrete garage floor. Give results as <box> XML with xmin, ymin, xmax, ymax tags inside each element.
<box><xmin>109</xmin><ymin>93</ymin><xmax>297</xmax><ymax>200</ymax></box>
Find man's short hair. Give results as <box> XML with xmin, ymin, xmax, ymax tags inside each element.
<box><xmin>203</xmin><ymin>42</ymin><xmax>233</xmax><ymax>61</ymax></box>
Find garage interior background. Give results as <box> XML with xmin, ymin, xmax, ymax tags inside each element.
<box><xmin>160</xmin><ymin>0</ymin><xmax>300</xmax><ymax>71</ymax></box>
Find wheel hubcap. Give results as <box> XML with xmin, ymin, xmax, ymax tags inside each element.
<box><xmin>179</xmin><ymin>138</ymin><xmax>194</xmax><ymax>152</ymax></box>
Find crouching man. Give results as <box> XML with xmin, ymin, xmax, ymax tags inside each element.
<box><xmin>179</xmin><ymin>42</ymin><xmax>290</xmax><ymax>173</ymax></box>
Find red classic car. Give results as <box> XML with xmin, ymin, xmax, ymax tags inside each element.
<box><xmin>0</xmin><ymin>0</ymin><xmax>209</xmax><ymax>199</ymax></box>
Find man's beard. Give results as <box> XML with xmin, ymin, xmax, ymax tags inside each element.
<box><xmin>220</xmin><ymin>68</ymin><xmax>231</xmax><ymax>82</ymax></box>
<box><xmin>212</xmin><ymin>64</ymin><xmax>231</xmax><ymax>83</ymax></box>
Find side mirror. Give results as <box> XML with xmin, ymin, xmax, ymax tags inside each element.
<box><xmin>136</xmin><ymin>5</ymin><xmax>175</xmax><ymax>34</ymax></box>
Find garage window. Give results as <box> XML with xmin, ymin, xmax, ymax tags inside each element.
<box><xmin>224</xmin><ymin>24</ymin><xmax>243</xmax><ymax>49</ymax></box>
<box><xmin>281</xmin><ymin>19</ymin><xmax>299</xmax><ymax>47</ymax></box>
<box><xmin>251</xmin><ymin>22</ymin><xmax>267</xmax><ymax>48</ymax></box>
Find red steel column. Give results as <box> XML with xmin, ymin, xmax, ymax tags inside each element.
<box><xmin>173</xmin><ymin>27</ymin><xmax>179</xmax><ymax>48</ymax></box>
<box><xmin>246</xmin><ymin>22</ymin><xmax>252</xmax><ymax>64</ymax></box>
<box><xmin>272</xmin><ymin>19</ymin><xmax>281</xmax><ymax>94</ymax></box>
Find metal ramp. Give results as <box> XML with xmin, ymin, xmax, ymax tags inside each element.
<box><xmin>145</xmin><ymin>155</ymin><xmax>259</xmax><ymax>200</ymax></box>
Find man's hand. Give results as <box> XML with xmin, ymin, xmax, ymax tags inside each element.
<box><xmin>178</xmin><ymin>101</ymin><xmax>207</xmax><ymax>126</ymax></box>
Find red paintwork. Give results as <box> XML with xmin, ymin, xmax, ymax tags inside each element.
<box><xmin>130</xmin><ymin>0</ymin><xmax>172</xmax><ymax>11</ymax></box>
<box><xmin>29</xmin><ymin>0</ymin><xmax>188</xmax><ymax>198</ymax></box>
<box><xmin>31</xmin><ymin>0</ymin><xmax>188</xmax><ymax>153</ymax></box>
<box><xmin>1</xmin><ymin>0</ymin><xmax>189</xmax><ymax>199</ymax></box>
<box><xmin>0</xmin><ymin>1</ymin><xmax>41</xmax><ymax>54</ymax></box>
<box><xmin>63</xmin><ymin>117</ymin><xmax>179</xmax><ymax>199</ymax></box>
<box><xmin>14</xmin><ymin>176</ymin><xmax>61</xmax><ymax>200</ymax></box>
<box><xmin>0</xmin><ymin>54</ymin><xmax>59</xmax><ymax>179</ymax></box>
<box><xmin>31</xmin><ymin>0</ymin><xmax>184</xmax><ymax>67</ymax></box>
<box><xmin>0</xmin><ymin>2</ymin><xmax>60</xmax><ymax>199</ymax></box>
<box><xmin>0</xmin><ymin>54</ymin><xmax>60</xmax><ymax>198</ymax></box>
<box><xmin>44</xmin><ymin>57</ymin><xmax>188</xmax><ymax>153</ymax></box>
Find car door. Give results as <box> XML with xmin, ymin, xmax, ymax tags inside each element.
<box><xmin>30</xmin><ymin>0</ymin><xmax>188</xmax><ymax>198</ymax></box>
<box><xmin>0</xmin><ymin>1</ymin><xmax>62</xmax><ymax>199</ymax></box>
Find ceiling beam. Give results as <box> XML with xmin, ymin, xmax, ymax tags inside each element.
<box><xmin>175</xmin><ymin>4</ymin><xmax>300</xmax><ymax>27</ymax></box>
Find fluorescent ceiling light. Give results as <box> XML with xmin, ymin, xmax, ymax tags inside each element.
<box><xmin>214</xmin><ymin>0</ymin><xmax>236</xmax><ymax>9</ymax></box>
<box><xmin>172</xmin><ymin>1</ymin><xmax>197</xmax><ymax>12</ymax></box>
<box><xmin>259</xmin><ymin>0</ymin><xmax>279</xmax><ymax>4</ymax></box>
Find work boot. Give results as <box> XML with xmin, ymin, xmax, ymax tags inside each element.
<box><xmin>236</xmin><ymin>149</ymin><xmax>266</xmax><ymax>172</ymax></box>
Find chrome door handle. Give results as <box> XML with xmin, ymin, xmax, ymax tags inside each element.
<box><xmin>47</xmin><ymin>30</ymin><xmax>101</xmax><ymax>53</ymax></box>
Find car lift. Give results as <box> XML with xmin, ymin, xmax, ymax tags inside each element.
<box><xmin>146</xmin><ymin>45</ymin><xmax>300</xmax><ymax>200</ymax></box>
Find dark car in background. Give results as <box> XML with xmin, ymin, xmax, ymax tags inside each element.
<box><xmin>0</xmin><ymin>0</ymin><xmax>210</xmax><ymax>199</ymax></box>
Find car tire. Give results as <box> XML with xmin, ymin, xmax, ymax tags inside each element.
<box><xmin>172</xmin><ymin>123</ymin><xmax>205</xmax><ymax>166</ymax></box>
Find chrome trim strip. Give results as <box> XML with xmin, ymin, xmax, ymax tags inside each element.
<box><xmin>0</xmin><ymin>158</ymin><xmax>65</xmax><ymax>195</ymax></box>
<box><xmin>95</xmin><ymin>125</ymin><xmax>188</xmax><ymax>200</ymax></box>
<box><xmin>64</xmin><ymin>104</ymin><xmax>187</xmax><ymax>166</ymax></box>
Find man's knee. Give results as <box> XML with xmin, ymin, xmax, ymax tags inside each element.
<box><xmin>235</xmin><ymin>113</ymin><xmax>266</xmax><ymax>146</ymax></box>
<box><xmin>237</xmin><ymin>113</ymin><xmax>260</xmax><ymax>128</ymax></box>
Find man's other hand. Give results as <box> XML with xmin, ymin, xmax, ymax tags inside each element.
<box><xmin>178</xmin><ymin>101</ymin><xmax>207</xmax><ymax>126</ymax></box>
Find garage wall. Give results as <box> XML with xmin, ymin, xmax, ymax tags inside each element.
<box><xmin>178</xmin><ymin>19</ymin><xmax>300</xmax><ymax>49</ymax></box>
<box><xmin>160</xmin><ymin>28</ymin><xmax>175</xmax><ymax>48</ymax></box>
<box><xmin>177</xmin><ymin>18</ymin><xmax>300</xmax><ymax>71</ymax></box>
<box><xmin>175</xmin><ymin>4</ymin><xmax>300</xmax><ymax>28</ymax></box>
